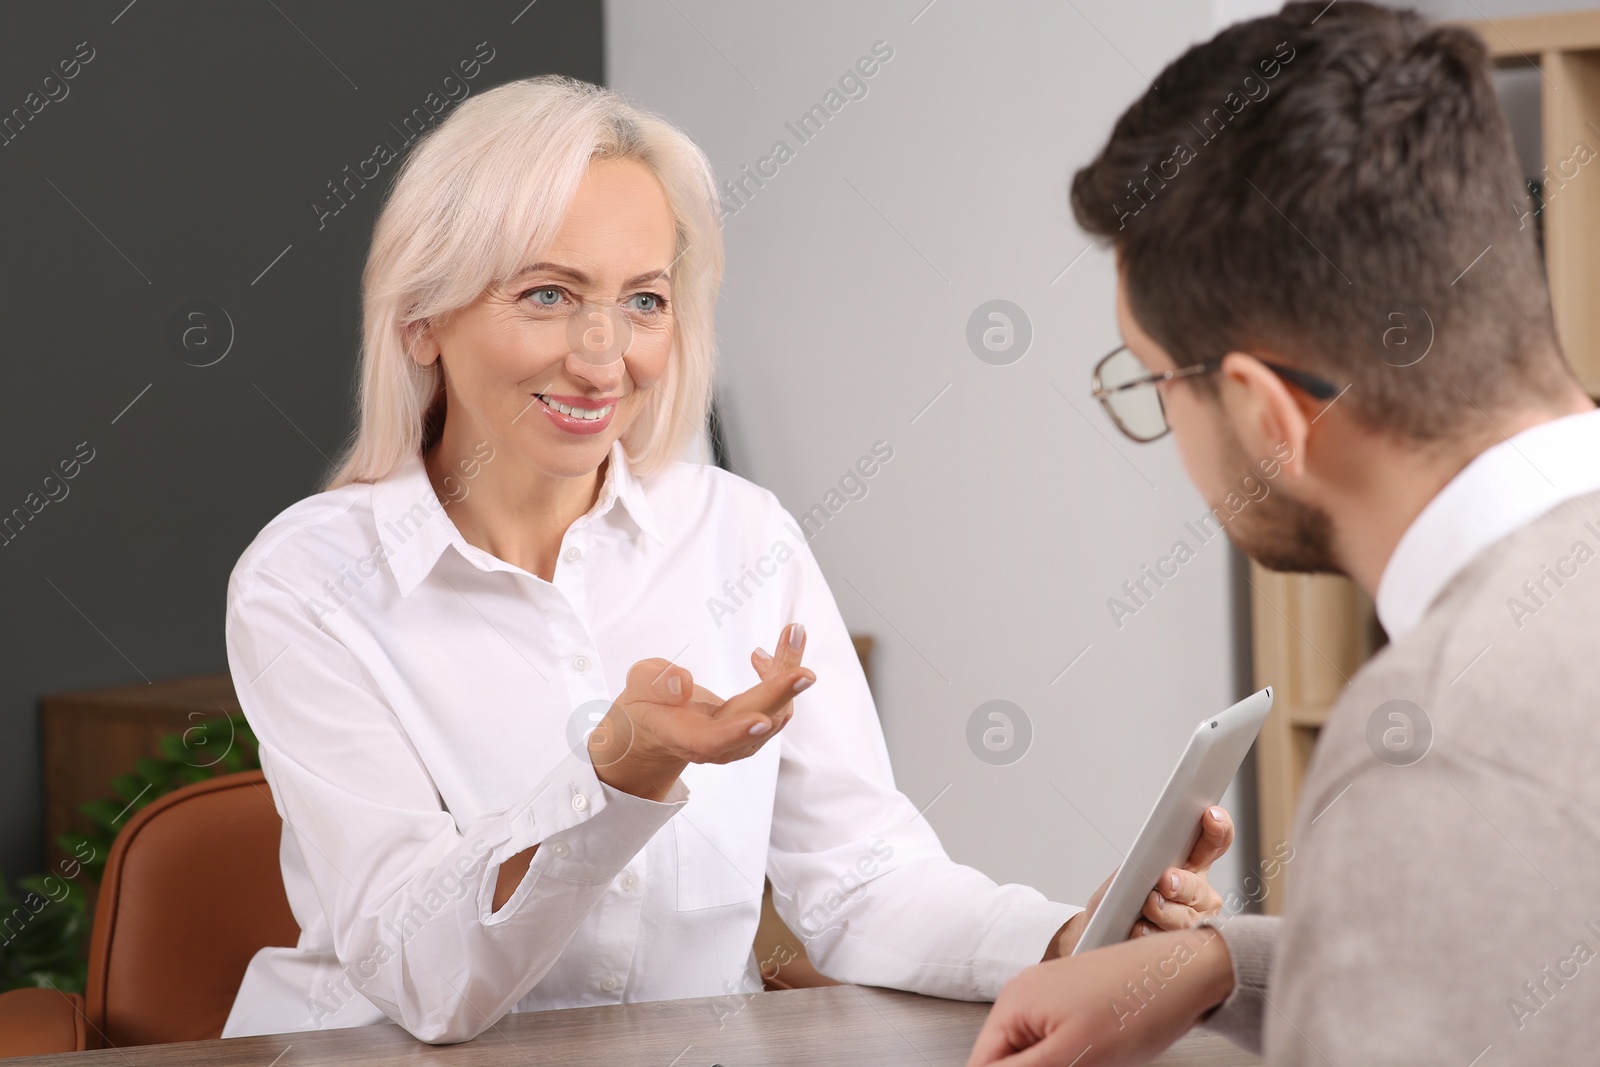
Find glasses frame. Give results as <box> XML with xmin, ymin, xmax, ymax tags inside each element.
<box><xmin>1090</xmin><ymin>344</ymin><xmax>1343</xmax><ymax>443</ymax></box>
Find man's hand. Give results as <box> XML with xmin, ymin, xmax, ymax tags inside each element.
<box><xmin>1043</xmin><ymin>806</ymin><xmax>1234</xmax><ymax>960</ymax></box>
<box><xmin>968</xmin><ymin>927</ymin><xmax>1236</xmax><ymax>1067</ymax></box>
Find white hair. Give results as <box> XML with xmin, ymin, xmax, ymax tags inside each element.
<box><xmin>323</xmin><ymin>75</ymin><xmax>723</xmax><ymax>490</ymax></box>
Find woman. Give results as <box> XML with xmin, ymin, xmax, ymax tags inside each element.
<box><xmin>221</xmin><ymin>75</ymin><xmax>1232</xmax><ymax>1044</ymax></box>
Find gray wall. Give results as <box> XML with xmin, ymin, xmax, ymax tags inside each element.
<box><xmin>0</xmin><ymin>1</ymin><xmax>602</xmax><ymax>881</ymax></box>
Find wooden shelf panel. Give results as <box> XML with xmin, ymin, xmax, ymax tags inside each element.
<box><xmin>1462</xmin><ymin>12</ymin><xmax>1600</xmax><ymax>58</ymax></box>
<box><xmin>1250</xmin><ymin>566</ymin><xmax>1377</xmax><ymax>914</ymax></box>
<box><xmin>1457</xmin><ymin>10</ymin><xmax>1600</xmax><ymax>395</ymax></box>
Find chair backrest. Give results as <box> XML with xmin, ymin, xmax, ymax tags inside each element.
<box><xmin>84</xmin><ymin>770</ymin><xmax>300</xmax><ymax>1048</ymax></box>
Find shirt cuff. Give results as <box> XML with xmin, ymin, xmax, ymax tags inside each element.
<box><xmin>1196</xmin><ymin>912</ymin><xmax>1278</xmax><ymax>1056</ymax></box>
<box><xmin>472</xmin><ymin>747</ymin><xmax>691</xmax><ymax>920</ymax></box>
<box><xmin>973</xmin><ymin>897</ymin><xmax>1084</xmax><ymax>1000</ymax></box>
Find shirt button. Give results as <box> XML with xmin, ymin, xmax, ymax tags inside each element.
<box><xmin>573</xmin><ymin>655</ymin><xmax>590</xmax><ymax>672</ymax></box>
<box><xmin>571</xmin><ymin>792</ymin><xmax>588</xmax><ymax>812</ymax></box>
<box><xmin>549</xmin><ymin>841</ymin><xmax>570</xmax><ymax>858</ymax></box>
<box><xmin>600</xmin><ymin>976</ymin><xmax>618</xmax><ymax>992</ymax></box>
<box><xmin>564</xmin><ymin>546</ymin><xmax>581</xmax><ymax>562</ymax></box>
<box><xmin>621</xmin><ymin>872</ymin><xmax>638</xmax><ymax>891</ymax></box>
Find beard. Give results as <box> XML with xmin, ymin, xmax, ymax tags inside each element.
<box><xmin>1214</xmin><ymin>433</ymin><xmax>1342</xmax><ymax>575</ymax></box>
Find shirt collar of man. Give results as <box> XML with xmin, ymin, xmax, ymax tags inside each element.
<box><xmin>370</xmin><ymin>439</ymin><xmax>662</xmax><ymax>598</ymax></box>
<box><xmin>1376</xmin><ymin>406</ymin><xmax>1600</xmax><ymax>641</ymax></box>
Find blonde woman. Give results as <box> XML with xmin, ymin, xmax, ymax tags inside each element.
<box><xmin>221</xmin><ymin>75</ymin><xmax>1233</xmax><ymax>1044</ymax></box>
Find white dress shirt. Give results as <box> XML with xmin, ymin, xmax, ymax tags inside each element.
<box><xmin>220</xmin><ymin>440</ymin><xmax>1078</xmax><ymax>1044</ymax></box>
<box><xmin>1377</xmin><ymin>407</ymin><xmax>1600</xmax><ymax>640</ymax></box>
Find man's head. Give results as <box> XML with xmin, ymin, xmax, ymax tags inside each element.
<box><xmin>1072</xmin><ymin>1</ymin><xmax>1585</xmax><ymax>577</ymax></box>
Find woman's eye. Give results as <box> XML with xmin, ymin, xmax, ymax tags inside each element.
<box><xmin>526</xmin><ymin>287</ymin><xmax>564</xmax><ymax>307</ymax></box>
<box><xmin>625</xmin><ymin>293</ymin><xmax>663</xmax><ymax>314</ymax></box>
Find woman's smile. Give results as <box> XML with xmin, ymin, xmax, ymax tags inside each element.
<box><xmin>529</xmin><ymin>391</ymin><xmax>619</xmax><ymax>435</ymax></box>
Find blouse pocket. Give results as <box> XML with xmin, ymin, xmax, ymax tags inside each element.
<box><xmin>672</xmin><ymin>748</ymin><xmax>778</xmax><ymax>911</ymax></box>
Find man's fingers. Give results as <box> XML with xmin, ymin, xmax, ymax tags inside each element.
<box><xmin>1140</xmin><ymin>867</ymin><xmax>1221</xmax><ymax>930</ymax></box>
<box><xmin>965</xmin><ymin>1015</ymin><xmax>1029</xmax><ymax>1067</ymax></box>
<box><xmin>1182</xmin><ymin>806</ymin><xmax>1234</xmax><ymax>874</ymax></box>
<box><xmin>1141</xmin><ymin>888</ymin><xmax>1199</xmax><ymax>932</ymax></box>
<box><xmin>978</xmin><ymin>1031</ymin><xmax>1083</xmax><ymax>1067</ymax></box>
<box><xmin>1158</xmin><ymin>867</ymin><xmax>1210</xmax><ymax>909</ymax></box>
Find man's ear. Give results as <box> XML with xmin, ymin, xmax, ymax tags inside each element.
<box><xmin>1217</xmin><ymin>353</ymin><xmax>1314</xmax><ymax>478</ymax></box>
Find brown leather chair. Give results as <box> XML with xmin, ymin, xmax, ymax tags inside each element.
<box><xmin>0</xmin><ymin>770</ymin><xmax>299</xmax><ymax>1057</ymax></box>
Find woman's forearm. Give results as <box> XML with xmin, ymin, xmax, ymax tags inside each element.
<box><xmin>491</xmin><ymin>846</ymin><xmax>537</xmax><ymax>912</ymax></box>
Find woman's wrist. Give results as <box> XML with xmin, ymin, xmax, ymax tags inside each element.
<box><xmin>598</xmin><ymin>757</ymin><xmax>684</xmax><ymax>802</ymax></box>
<box><xmin>588</xmin><ymin>716</ymin><xmax>685</xmax><ymax>801</ymax></box>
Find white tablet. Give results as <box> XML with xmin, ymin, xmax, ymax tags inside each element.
<box><xmin>1071</xmin><ymin>686</ymin><xmax>1273</xmax><ymax>955</ymax></box>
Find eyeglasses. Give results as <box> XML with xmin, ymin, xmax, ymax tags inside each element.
<box><xmin>1090</xmin><ymin>344</ymin><xmax>1343</xmax><ymax>443</ymax></box>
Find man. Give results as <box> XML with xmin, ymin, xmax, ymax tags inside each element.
<box><xmin>968</xmin><ymin>3</ymin><xmax>1600</xmax><ymax>1064</ymax></box>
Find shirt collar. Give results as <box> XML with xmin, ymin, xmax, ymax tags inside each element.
<box><xmin>370</xmin><ymin>439</ymin><xmax>662</xmax><ymax>599</ymax></box>
<box><xmin>1376</xmin><ymin>407</ymin><xmax>1600</xmax><ymax>640</ymax></box>
<box><xmin>593</xmin><ymin>438</ymin><xmax>662</xmax><ymax>547</ymax></box>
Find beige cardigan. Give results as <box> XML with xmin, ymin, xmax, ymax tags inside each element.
<box><xmin>1203</xmin><ymin>489</ymin><xmax>1600</xmax><ymax>1063</ymax></box>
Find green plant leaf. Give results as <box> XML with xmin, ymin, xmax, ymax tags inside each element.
<box><xmin>108</xmin><ymin>774</ymin><xmax>146</xmax><ymax>804</ymax></box>
<box><xmin>134</xmin><ymin>757</ymin><xmax>173</xmax><ymax>787</ymax></box>
<box><xmin>77</xmin><ymin>797</ymin><xmax>125</xmax><ymax>829</ymax></box>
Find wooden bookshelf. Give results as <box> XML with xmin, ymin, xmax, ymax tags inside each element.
<box><xmin>1250</xmin><ymin>568</ymin><xmax>1380</xmax><ymax>913</ymax></box>
<box><xmin>1470</xmin><ymin>11</ymin><xmax>1600</xmax><ymax>395</ymax></box>
<box><xmin>1251</xmin><ymin>9</ymin><xmax>1600</xmax><ymax>913</ymax></box>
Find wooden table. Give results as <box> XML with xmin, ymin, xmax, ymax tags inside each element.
<box><xmin>7</xmin><ymin>986</ymin><xmax>1258</xmax><ymax>1066</ymax></box>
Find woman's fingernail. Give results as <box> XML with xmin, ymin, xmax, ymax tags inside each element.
<box><xmin>1155</xmin><ymin>892</ymin><xmax>1165</xmax><ymax>911</ymax></box>
<box><xmin>753</xmin><ymin>648</ymin><xmax>772</xmax><ymax>668</ymax></box>
<box><xmin>1209</xmin><ymin>806</ymin><xmax>1224</xmax><ymax>822</ymax></box>
<box><xmin>787</xmin><ymin>623</ymin><xmax>805</xmax><ymax>651</ymax></box>
<box><xmin>667</xmin><ymin>675</ymin><xmax>682</xmax><ymax>698</ymax></box>
<box><xmin>1170</xmin><ymin>873</ymin><xmax>1181</xmax><ymax>894</ymax></box>
<box><xmin>749</xmin><ymin>720</ymin><xmax>772</xmax><ymax>736</ymax></box>
<box><xmin>792</xmin><ymin>676</ymin><xmax>814</xmax><ymax>695</ymax></box>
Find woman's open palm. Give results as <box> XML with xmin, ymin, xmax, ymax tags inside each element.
<box><xmin>588</xmin><ymin>623</ymin><xmax>814</xmax><ymax>799</ymax></box>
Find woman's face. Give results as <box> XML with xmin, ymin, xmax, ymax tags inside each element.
<box><xmin>419</xmin><ymin>157</ymin><xmax>679</xmax><ymax>481</ymax></box>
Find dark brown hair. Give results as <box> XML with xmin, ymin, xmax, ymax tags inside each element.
<box><xmin>1071</xmin><ymin>1</ymin><xmax>1576</xmax><ymax>439</ymax></box>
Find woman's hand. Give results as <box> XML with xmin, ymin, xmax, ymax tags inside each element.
<box><xmin>1042</xmin><ymin>806</ymin><xmax>1234</xmax><ymax>960</ymax></box>
<box><xmin>967</xmin><ymin>927</ymin><xmax>1236</xmax><ymax>1067</ymax></box>
<box><xmin>588</xmin><ymin>623</ymin><xmax>815</xmax><ymax>801</ymax></box>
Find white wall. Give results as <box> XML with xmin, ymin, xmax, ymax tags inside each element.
<box><xmin>607</xmin><ymin>1</ymin><xmax>1257</xmax><ymax>915</ymax></box>
<box><xmin>1395</xmin><ymin>0</ymin><xmax>1597</xmax><ymax>16</ymax></box>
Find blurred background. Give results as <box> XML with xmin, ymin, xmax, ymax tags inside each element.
<box><xmin>0</xmin><ymin>0</ymin><xmax>1585</xmax><ymax>989</ymax></box>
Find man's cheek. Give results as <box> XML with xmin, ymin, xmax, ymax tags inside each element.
<box><xmin>1164</xmin><ymin>394</ymin><xmax>1227</xmax><ymax>499</ymax></box>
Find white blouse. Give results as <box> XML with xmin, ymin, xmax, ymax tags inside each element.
<box><xmin>221</xmin><ymin>441</ymin><xmax>1078</xmax><ymax>1044</ymax></box>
